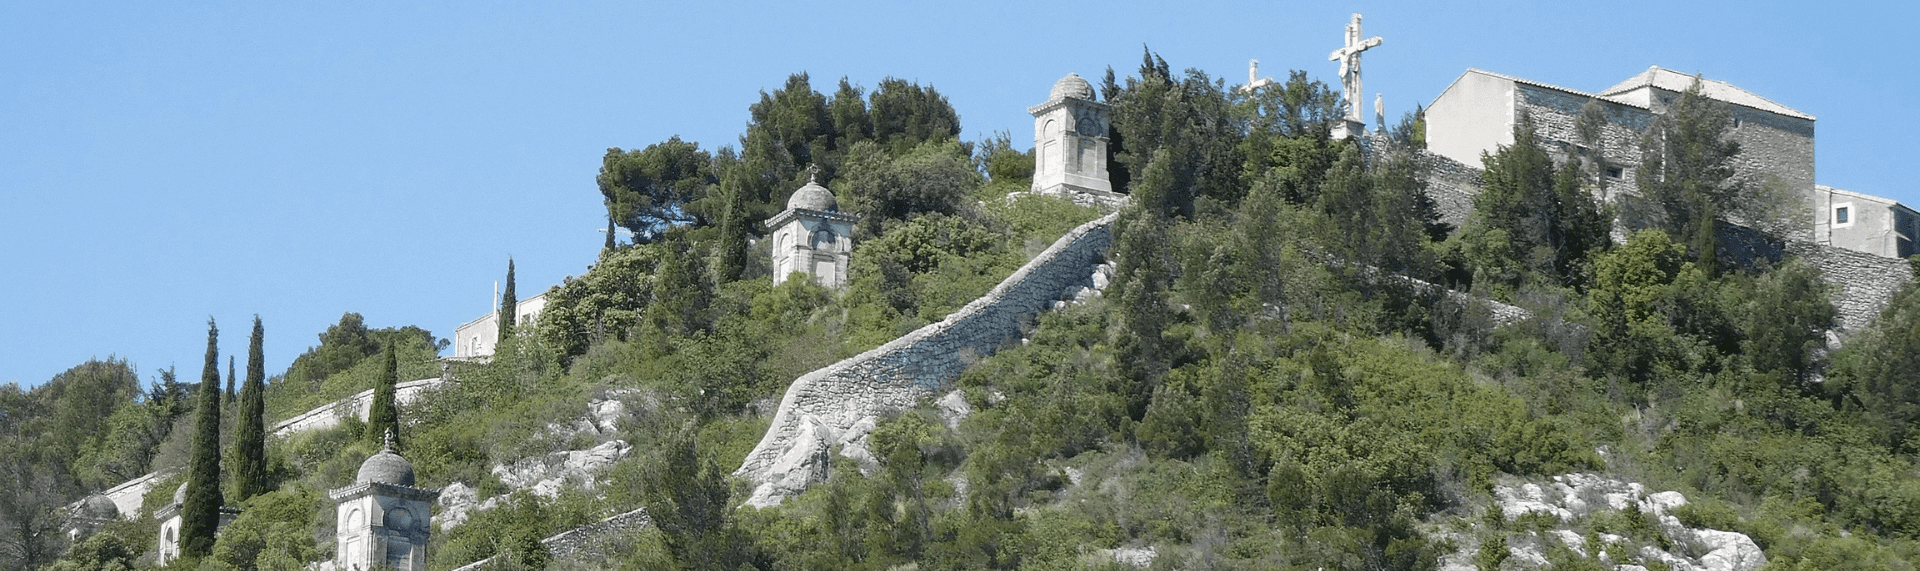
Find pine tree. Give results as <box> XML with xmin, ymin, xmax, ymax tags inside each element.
<box><xmin>180</xmin><ymin>318</ymin><xmax>224</xmax><ymax>558</ymax></box>
<box><xmin>497</xmin><ymin>258</ymin><xmax>517</xmax><ymax>346</ymax></box>
<box><xmin>231</xmin><ymin>315</ymin><xmax>269</xmax><ymax>501</ymax></box>
<box><xmin>365</xmin><ymin>345</ymin><xmax>400</xmax><ymax>449</ymax></box>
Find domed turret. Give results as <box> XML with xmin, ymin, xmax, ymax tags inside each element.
<box><xmin>79</xmin><ymin>494</ymin><xmax>119</xmax><ymax>520</ymax></box>
<box><xmin>356</xmin><ymin>434</ymin><xmax>416</xmax><ymax>487</ymax></box>
<box><xmin>1050</xmin><ymin>73</ymin><xmax>1094</xmax><ymax>102</ymax></box>
<box><xmin>786</xmin><ymin>179</ymin><xmax>838</xmax><ymax>212</ymax></box>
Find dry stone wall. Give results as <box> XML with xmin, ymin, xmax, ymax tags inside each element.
<box><xmin>447</xmin><ymin>507</ymin><xmax>652</xmax><ymax>571</ymax></box>
<box><xmin>1787</xmin><ymin>241</ymin><xmax>1912</xmax><ymax>332</ymax></box>
<box><xmin>735</xmin><ymin>212</ymin><xmax>1118</xmax><ymax>503</ymax></box>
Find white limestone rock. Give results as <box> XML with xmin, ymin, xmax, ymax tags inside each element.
<box><xmin>1468</xmin><ymin>475</ymin><xmax>1767</xmax><ymax>571</ymax></box>
<box><xmin>1103</xmin><ymin>546</ymin><xmax>1156</xmax><ymax>568</ymax></box>
<box><xmin>491</xmin><ymin>439</ymin><xmax>632</xmax><ymax>499</ymax></box>
<box><xmin>437</xmin><ymin>482</ymin><xmax>479</xmax><ymax>530</ymax></box>
<box><xmin>744</xmin><ymin>416</ymin><xmax>834</xmax><ymax>508</ymax></box>
<box><xmin>936</xmin><ymin>390</ymin><xmax>972</xmax><ymax>430</ymax></box>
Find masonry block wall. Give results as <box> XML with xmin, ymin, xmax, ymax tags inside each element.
<box><xmin>736</xmin><ymin>213</ymin><xmax>1118</xmax><ymax>484</ymax></box>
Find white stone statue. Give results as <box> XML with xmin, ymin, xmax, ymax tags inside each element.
<box><xmin>1242</xmin><ymin>58</ymin><xmax>1276</xmax><ymax>93</ymax></box>
<box><xmin>1328</xmin><ymin>13</ymin><xmax>1383</xmax><ymax>124</ymax></box>
<box><xmin>1375</xmin><ymin>92</ymin><xmax>1385</xmax><ymax>132</ymax></box>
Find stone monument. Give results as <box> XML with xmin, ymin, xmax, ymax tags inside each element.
<box><xmin>326</xmin><ymin>431</ymin><xmax>439</xmax><ymax>571</ymax></box>
<box><xmin>768</xmin><ymin>166</ymin><xmax>859</xmax><ymax>289</ymax></box>
<box><xmin>1029</xmin><ymin>73</ymin><xmax>1119</xmax><ymax>205</ymax></box>
<box><xmin>154</xmin><ymin>482</ymin><xmax>241</xmax><ymax>565</ymax></box>
<box><xmin>1328</xmin><ymin>13</ymin><xmax>1383</xmax><ymax>139</ymax></box>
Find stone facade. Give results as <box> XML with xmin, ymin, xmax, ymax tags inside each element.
<box><xmin>736</xmin><ymin>213</ymin><xmax>1118</xmax><ymax>505</ymax></box>
<box><xmin>452</xmin><ymin>292</ymin><xmax>548</xmax><ymax>359</ymax></box>
<box><xmin>1030</xmin><ymin>73</ymin><xmax>1121</xmax><ymax>204</ymax></box>
<box><xmin>768</xmin><ymin>177</ymin><xmax>859</xmax><ymax>289</ymax></box>
<box><xmin>153</xmin><ymin>484</ymin><xmax>240</xmax><ymax>566</ymax></box>
<box><xmin>326</xmin><ymin>444</ymin><xmax>439</xmax><ymax>571</ymax></box>
<box><xmin>1427</xmin><ymin>67</ymin><xmax>1816</xmax><ymax>230</ymax></box>
<box><xmin>1814</xmin><ymin>185</ymin><xmax>1919</xmax><ymax>259</ymax></box>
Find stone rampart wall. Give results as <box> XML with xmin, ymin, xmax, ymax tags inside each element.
<box><xmin>736</xmin><ymin>213</ymin><xmax>1118</xmax><ymax>484</ymax></box>
<box><xmin>1788</xmin><ymin>241</ymin><xmax>1911</xmax><ymax>332</ymax></box>
<box><xmin>269</xmin><ymin>378</ymin><xmax>443</xmax><ymax>437</ymax></box>
<box><xmin>448</xmin><ymin>508</ymin><xmax>652</xmax><ymax>571</ymax></box>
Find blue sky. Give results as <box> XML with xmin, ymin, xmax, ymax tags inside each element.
<box><xmin>3</xmin><ymin>1</ymin><xmax>1912</xmax><ymax>388</ymax></box>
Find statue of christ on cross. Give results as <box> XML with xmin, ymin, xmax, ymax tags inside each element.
<box><xmin>1328</xmin><ymin>13</ymin><xmax>1383</xmax><ymax>124</ymax></box>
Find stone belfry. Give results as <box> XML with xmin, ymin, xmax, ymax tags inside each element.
<box><xmin>1029</xmin><ymin>73</ymin><xmax>1116</xmax><ymax>202</ymax></box>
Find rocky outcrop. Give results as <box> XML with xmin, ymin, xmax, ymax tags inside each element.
<box><xmin>736</xmin><ymin>213</ymin><xmax>1119</xmax><ymax>506</ymax></box>
<box><xmin>1440</xmin><ymin>474</ymin><xmax>1766</xmax><ymax>571</ymax></box>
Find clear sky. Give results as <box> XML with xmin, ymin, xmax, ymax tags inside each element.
<box><xmin>3</xmin><ymin>1</ymin><xmax>1912</xmax><ymax>388</ymax></box>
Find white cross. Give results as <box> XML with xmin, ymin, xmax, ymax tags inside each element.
<box><xmin>1327</xmin><ymin>13</ymin><xmax>1383</xmax><ymax>123</ymax></box>
<box><xmin>1242</xmin><ymin>58</ymin><xmax>1276</xmax><ymax>94</ymax></box>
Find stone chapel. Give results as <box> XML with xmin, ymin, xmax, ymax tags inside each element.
<box><xmin>323</xmin><ymin>433</ymin><xmax>439</xmax><ymax>571</ymax></box>
<box><xmin>768</xmin><ymin>172</ymin><xmax>859</xmax><ymax>289</ymax></box>
<box><xmin>1029</xmin><ymin>73</ymin><xmax>1119</xmax><ymax>205</ymax></box>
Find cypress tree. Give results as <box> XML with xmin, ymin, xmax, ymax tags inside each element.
<box><xmin>497</xmin><ymin>258</ymin><xmax>517</xmax><ymax>346</ymax></box>
<box><xmin>225</xmin><ymin>356</ymin><xmax>236</xmax><ymax>405</ymax></box>
<box><xmin>180</xmin><ymin>318</ymin><xmax>224</xmax><ymax>558</ymax></box>
<box><xmin>232</xmin><ymin>315</ymin><xmax>269</xmax><ymax>501</ymax></box>
<box><xmin>365</xmin><ymin>345</ymin><xmax>400</xmax><ymax>448</ymax></box>
<box><xmin>604</xmin><ymin>217</ymin><xmax>617</xmax><ymax>251</ymax></box>
<box><xmin>714</xmin><ymin>174</ymin><xmax>749</xmax><ymax>283</ymax></box>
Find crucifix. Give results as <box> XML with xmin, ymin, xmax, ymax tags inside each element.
<box><xmin>1327</xmin><ymin>13</ymin><xmax>1383</xmax><ymax>125</ymax></box>
<box><xmin>1241</xmin><ymin>58</ymin><xmax>1276</xmax><ymax>94</ymax></box>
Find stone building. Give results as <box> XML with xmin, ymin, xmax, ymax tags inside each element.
<box><xmin>768</xmin><ymin>174</ymin><xmax>858</xmax><ymax>289</ymax></box>
<box><xmin>1029</xmin><ymin>73</ymin><xmax>1119</xmax><ymax>205</ymax></box>
<box><xmin>452</xmin><ymin>291</ymin><xmax>548</xmax><ymax>359</ymax></box>
<box><xmin>1427</xmin><ymin>66</ymin><xmax>1814</xmax><ymax>208</ymax></box>
<box><xmin>63</xmin><ymin>495</ymin><xmax>119</xmax><ymax>543</ymax></box>
<box><xmin>1815</xmin><ymin>184</ymin><xmax>1919</xmax><ymax>259</ymax></box>
<box><xmin>153</xmin><ymin>483</ymin><xmax>241</xmax><ymax>565</ymax></box>
<box><xmin>325</xmin><ymin>435</ymin><xmax>439</xmax><ymax>571</ymax></box>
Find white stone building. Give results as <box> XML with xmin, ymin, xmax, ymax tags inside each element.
<box><xmin>1426</xmin><ymin>65</ymin><xmax>1917</xmax><ymax>259</ymax></box>
<box><xmin>768</xmin><ymin>176</ymin><xmax>858</xmax><ymax>289</ymax></box>
<box><xmin>1815</xmin><ymin>184</ymin><xmax>1920</xmax><ymax>259</ymax></box>
<box><xmin>1029</xmin><ymin>73</ymin><xmax>1119</xmax><ymax>205</ymax></box>
<box><xmin>452</xmin><ymin>291</ymin><xmax>547</xmax><ymax>359</ymax></box>
<box><xmin>324</xmin><ymin>439</ymin><xmax>439</xmax><ymax>571</ymax></box>
<box><xmin>153</xmin><ymin>483</ymin><xmax>241</xmax><ymax>565</ymax></box>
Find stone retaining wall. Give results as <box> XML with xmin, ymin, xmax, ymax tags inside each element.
<box><xmin>448</xmin><ymin>507</ymin><xmax>652</xmax><ymax>571</ymax></box>
<box><xmin>269</xmin><ymin>378</ymin><xmax>443</xmax><ymax>437</ymax></box>
<box><xmin>735</xmin><ymin>213</ymin><xmax>1118</xmax><ymax>492</ymax></box>
<box><xmin>1787</xmin><ymin>241</ymin><xmax>1912</xmax><ymax>332</ymax></box>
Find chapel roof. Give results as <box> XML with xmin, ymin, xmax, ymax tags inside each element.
<box><xmin>1598</xmin><ymin>66</ymin><xmax>1813</xmax><ymax>121</ymax></box>
<box><xmin>786</xmin><ymin>179</ymin><xmax>838</xmax><ymax>212</ymax></box>
<box><xmin>1050</xmin><ymin>73</ymin><xmax>1095</xmax><ymax>102</ymax></box>
<box><xmin>78</xmin><ymin>494</ymin><xmax>119</xmax><ymax>520</ymax></box>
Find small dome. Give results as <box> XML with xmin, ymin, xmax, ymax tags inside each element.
<box><xmin>786</xmin><ymin>180</ymin><xmax>838</xmax><ymax>212</ymax></box>
<box><xmin>80</xmin><ymin>495</ymin><xmax>119</xmax><ymax>519</ymax></box>
<box><xmin>1050</xmin><ymin>73</ymin><xmax>1094</xmax><ymax>101</ymax></box>
<box><xmin>356</xmin><ymin>449</ymin><xmax>417</xmax><ymax>487</ymax></box>
<box><xmin>172</xmin><ymin>483</ymin><xmax>187</xmax><ymax>506</ymax></box>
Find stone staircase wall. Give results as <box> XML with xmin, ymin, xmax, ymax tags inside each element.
<box><xmin>734</xmin><ymin>213</ymin><xmax>1118</xmax><ymax>495</ymax></box>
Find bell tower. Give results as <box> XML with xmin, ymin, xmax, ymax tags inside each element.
<box><xmin>1030</xmin><ymin>73</ymin><xmax>1115</xmax><ymax>201</ymax></box>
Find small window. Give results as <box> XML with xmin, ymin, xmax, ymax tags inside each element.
<box><xmin>1605</xmin><ymin>167</ymin><xmax>1624</xmax><ymax>180</ymax></box>
<box><xmin>1836</xmin><ymin>207</ymin><xmax>1850</xmax><ymax>224</ymax></box>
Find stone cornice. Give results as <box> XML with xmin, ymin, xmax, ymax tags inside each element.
<box><xmin>766</xmin><ymin>207</ymin><xmax>860</xmax><ymax>230</ymax></box>
<box><xmin>1028</xmin><ymin>96</ymin><xmax>1109</xmax><ymax>117</ymax></box>
<box><xmin>329</xmin><ymin>481</ymin><xmax>442</xmax><ymax>503</ymax></box>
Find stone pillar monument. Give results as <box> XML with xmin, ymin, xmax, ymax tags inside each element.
<box><xmin>1327</xmin><ymin>13</ymin><xmax>1383</xmax><ymax>139</ymax></box>
<box><xmin>1030</xmin><ymin>73</ymin><xmax>1119</xmax><ymax>204</ymax></box>
<box><xmin>768</xmin><ymin>167</ymin><xmax>859</xmax><ymax>289</ymax></box>
<box><xmin>328</xmin><ymin>433</ymin><xmax>438</xmax><ymax>571</ymax></box>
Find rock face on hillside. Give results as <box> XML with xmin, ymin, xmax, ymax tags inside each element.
<box><xmin>438</xmin><ymin>393</ymin><xmax>638</xmax><ymax>529</ymax></box>
<box><xmin>1438</xmin><ymin>474</ymin><xmax>1766</xmax><ymax>571</ymax></box>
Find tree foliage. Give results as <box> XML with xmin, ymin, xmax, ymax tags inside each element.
<box><xmin>365</xmin><ymin>345</ymin><xmax>400</xmax><ymax>449</ymax></box>
<box><xmin>181</xmin><ymin>319</ymin><xmax>224</xmax><ymax>557</ymax></box>
<box><xmin>599</xmin><ymin>137</ymin><xmax>719</xmax><ymax>243</ymax></box>
<box><xmin>231</xmin><ymin>315</ymin><xmax>270</xmax><ymax>502</ymax></box>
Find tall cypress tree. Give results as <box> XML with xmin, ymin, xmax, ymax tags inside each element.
<box><xmin>497</xmin><ymin>258</ymin><xmax>517</xmax><ymax>346</ymax></box>
<box><xmin>365</xmin><ymin>345</ymin><xmax>400</xmax><ymax>448</ymax></box>
<box><xmin>181</xmin><ymin>318</ymin><xmax>224</xmax><ymax>557</ymax></box>
<box><xmin>225</xmin><ymin>356</ymin><xmax>236</xmax><ymax>405</ymax></box>
<box><xmin>232</xmin><ymin>316</ymin><xmax>269</xmax><ymax>501</ymax></box>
